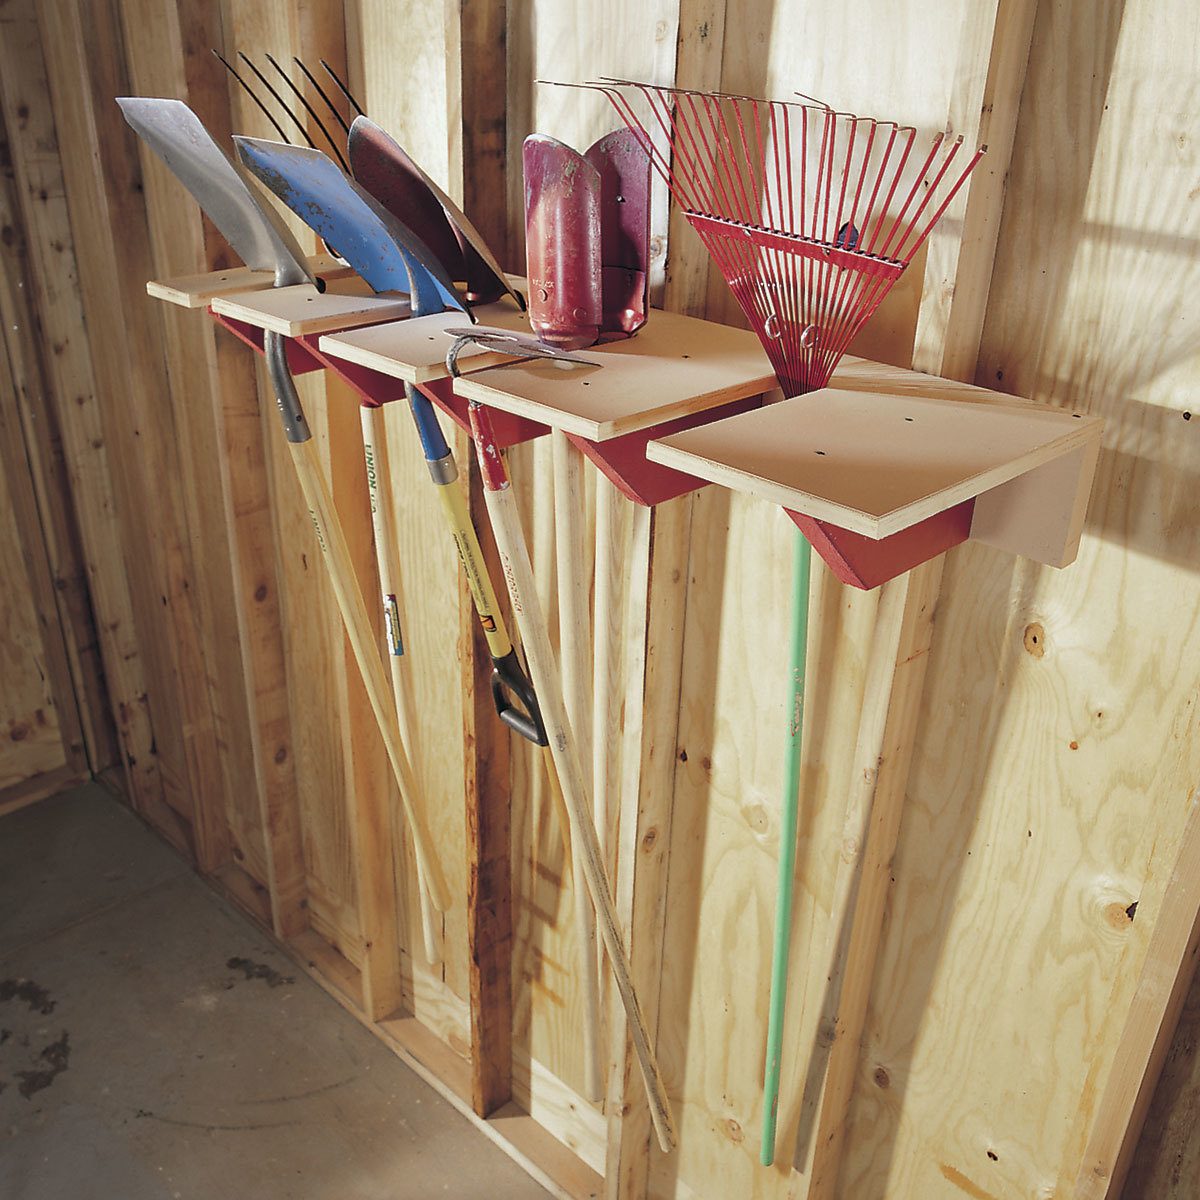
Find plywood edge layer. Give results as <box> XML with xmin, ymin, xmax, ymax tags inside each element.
<box><xmin>647</xmin><ymin>393</ymin><xmax>1102</xmax><ymax>538</ymax></box>
<box><xmin>210</xmin><ymin>280</ymin><xmax>411</xmax><ymax>336</ymax></box>
<box><xmin>146</xmin><ymin>253</ymin><xmax>354</xmax><ymax>308</ymax></box>
<box><xmin>318</xmin><ymin>307</ymin><xmax>532</xmax><ymax>384</ymax></box>
<box><xmin>453</xmin><ymin>366</ymin><xmax>778</xmax><ymax>441</ymax></box>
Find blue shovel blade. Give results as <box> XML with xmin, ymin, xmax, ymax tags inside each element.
<box><xmin>234</xmin><ymin>136</ymin><xmax>465</xmax><ymax>318</ymax></box>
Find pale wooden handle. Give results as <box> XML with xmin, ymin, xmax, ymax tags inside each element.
<box><xmin>806</xmin><ymin>557</ymin><xmax>943</xmax><ymax>1196</ymax></box>
<box><xmin>289</xmin><ymin>438</ymin><xmax>451</xmax><ymax>915</ymax></box>
<box><xmin>551</xmin><ymin>429</ymin><xmax>603</xmax><ymax>1102</ymax></box>
<box><xmin>592</xmin><ymin>473</ymin><xmax>625</xmax><ymax>886</ymax></box>
<box><xmin>360</xmin><ymin>407</ymin><xmax>441</xmax><ymax>965</ymax></box>
<box><xmin>482</xmin><ymin>480</ymin><xmax>677</xmax><ymax>1152</ymax></box>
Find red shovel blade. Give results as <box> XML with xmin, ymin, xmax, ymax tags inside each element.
<box><xmin>524</xmin><ymin>134</ymin><xmax>601</xmax><ymax>350</ymax></box>
<box><xmin>350</xmin><ymin>116</ymin><xmax>521</xmax><ymax>309</ymax></box>
<box><xmin>585</xmin><ymin>129</ymin><xmax>651</xmax><ymax>335</ymax></box>
<box><xmin>348</xmin><ymin>117</ymin><xmax>466</xmax><ymax>287</ymax></box>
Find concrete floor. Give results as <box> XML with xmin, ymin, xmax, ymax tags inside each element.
<box><xmin>0</xmin><ymin>783</ymin><xmax>551</xmax><ymax>1200</ymax></box>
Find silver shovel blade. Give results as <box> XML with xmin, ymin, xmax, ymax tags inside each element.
<box><xmin>117</xmin><ymin>96</ymin><xmax>311</xmax><ymax>287</ymax></box>
<box><xmin>234</xmin><ymin>136</ymin><xmax>465</xmax><ymax>320</ymax></box>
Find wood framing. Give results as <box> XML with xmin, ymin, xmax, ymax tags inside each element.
<box><xmin>2</xmin><ymin>1</ymin><xmax>1198</xmax><ymax>1198</ymax></box>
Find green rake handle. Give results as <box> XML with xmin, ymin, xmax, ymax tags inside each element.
<box><xmin>761</xmin><ymin>526</ymin><xmax>812</xmax><ymax>1165</ymax></box>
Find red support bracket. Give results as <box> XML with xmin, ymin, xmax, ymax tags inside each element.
<box><xmin>789</xmin><ymin>503</ymin><xmax>974</xmax><ymax>590</ymax></box>
<box><xmin>569</xmin><ymin>394</ymin><xmax>765</xmax><ymax>507</ymax></box>
<box><xmin>208</xmin><ymin>310</ymin><xmax>325</xmax><ymax>376</ymax></box>
<box><xmin>418</xmin><ymin>377</ymin><xmax>548</xmax><ymax>450</ymax></box>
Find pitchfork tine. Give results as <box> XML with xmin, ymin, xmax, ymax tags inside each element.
<box><xmin>213</xmin><ymin>49</ymin><xmax>292</xmax><ymax>144</ymax></box>
<box><xmin>237</xmin><ymin>53</ymin><xmax>318</xmax><ymax>151</ymax></box>
<box><xmin>264</xmin><ymin>52</ymin><xmax>350</xmax><ymax>171</ymax></box>
<box><xmin>320</xmin><ymin>59</ymin><xmax>365</xmax><ymax>116</ymax></box>
<box><xmin>294</xmin><ymin>56</ymin><xmax>351</xmax><ymax>135</ymax></box>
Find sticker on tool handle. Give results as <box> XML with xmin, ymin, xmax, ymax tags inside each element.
<box><xmin>307</xmin><ymin>509</ymin><xmax>327</xmax><ymax>553</ymax></box>
<box><xmin>383</xmin><ymin>594</ymin><xmax>404</xmax><ymax>655</ymax></box>
<box><xmin>363</xmin><ymin>441</ymin><xmax>379</xmax><ymax>514</ymax></box>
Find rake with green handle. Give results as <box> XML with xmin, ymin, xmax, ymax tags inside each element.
<box><xmin>588</xmin><ymin>77</ymin><xmax>984</xmax><ymax>1164</ymax></box>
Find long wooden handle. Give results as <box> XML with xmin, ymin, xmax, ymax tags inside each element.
<box><xmin>360</xmin><ymin>406</ymin><xmax>441</xmax><ymax>964</ymax></box>
<box><xmin>806</xmin><ymin>557</ymin><xmax>943</xmax><ymax>1197</ymax></box>
<box><xmin>481</xmin><ymin>479</ymin><xmax>676</xmax><ymax>1152</ymax></box>
<box><xmin>592</xmin><ymin>472</ymin><xmax>625</xmax><ymax>898</ymax></box>
<box><xmin>551</xmin><ymin>429</ymin><xmax>603</xmax><ymax>1102</ymax></box>
<box><xmin>288</xmin><ymin>437</ymin><xmax>451</xmax><ymax>915</ymax></box>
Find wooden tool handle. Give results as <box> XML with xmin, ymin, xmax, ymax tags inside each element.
<box><xmin>360</xmin><ymin>406</ymin><xmax>441</xmax><ymax>965</ymax></box>
<box><xmin>288</xmin><ymin>437</ymin><xmax>452</xmax><ymax>916</ymax></box>
<box><xmin>481</xmin><ymin>479</ymin><xmax>676</xmax><ymax>1152</ymax></box>
<box><xmin>551</xmin><ymin>428</ymin><xmax>603</xmax><ymax>1102</ymax></box>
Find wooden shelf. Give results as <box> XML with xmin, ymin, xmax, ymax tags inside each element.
<box><xmin>317</xmin><ymin>283</ymin><xmax>530</xmax><ymax>384</ymax></box>
<box><xmin>209</xmin><ymin>276</ymin><xmax>410</xmax><ymax>337</ymax></box>
<box><xmin>449</xmin><ymin>308</ymin><xmax>777</xmax><ymax>441</ymax></box>
<box><xmin>647</xmin><ymin>387</ymin><xmax>1103</xmax><ymax>540</ymax></box>
<box><xmin>146</xmin><ymin>253</ymin><xmax>353</xmax><ymax>309</ymax></box>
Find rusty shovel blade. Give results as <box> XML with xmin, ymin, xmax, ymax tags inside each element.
<box><xmin>349</xmin><ymin>116</ymin><xmax>523</xmax><ymax>310</ymax></box>
<box><xmin>584</xmin><ymin>129</ymin><xmax>651</xmax><ymax>336</ymax></box>
<box><xmin>523</xmin><ymin>134</ymin><xmax>602</xmax><ymax>351</ymax></box>
<box><xmin>347</xmin><ymin>118</ymin><xmax>467</xmax><ymax>288</ymax></box>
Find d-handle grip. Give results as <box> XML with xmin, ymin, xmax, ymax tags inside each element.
<box><xmin>491</xmin><ymin>648</ymin><xmax>548</xmax><ymax>746</ymax></box>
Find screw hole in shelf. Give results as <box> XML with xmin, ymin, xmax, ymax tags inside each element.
<box><xmin>904</xmin><ymin>416</ymin><xmax>914</xmax><ymax>422</ymax></box>
<box><xmin>814</xmin><ymin>449</ymin><xmax>826</xmax><ymax>456</ymax></box>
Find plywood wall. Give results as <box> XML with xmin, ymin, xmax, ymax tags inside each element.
<box><xmin>1</xmin><ymin>0</ymin><xmax>1197</xmax><ymax>1198</ymax></box>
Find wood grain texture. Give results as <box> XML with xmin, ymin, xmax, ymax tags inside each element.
<box><xmin>650</xmin><ymin>388</ymin><xmax>1100</xmax><ymax>538</ymax></box>
<box><xmin>551</xmin><ymin>428</ymin><xmax>603</xmax><ymax>1103</ymax></box>
<box><xmin>119</xmin><ymin>0</ymin><xmax>298</xmax><ymax>905</ymax></box>
<box><xmin>453</xmin><ymin>309</ymin><xmax>776</xmax><ymax>440</ymax></box>
<box><xmin>0</xmin><ymin>105</ymin><xmax>109</xmax><ymax>778</ymax></box>
<box><xmin>0</xmin><ymin>348</ymin><xmax>70</xmax><ymax>791</ymax></box>
<box><xmin>0</xmin><ymin>0</ymin><xmax>161</xmax><ymax>812</ymax></box>
<box><xmin>37</xmin><ymin>0</ymin><xmax>235</xmax><ymax>868</ymax></box>
<box><xmin>6</xmin><ymin>1</ymin><xmax>1199</xmax><ymax>1197</ymax></box>
<box><xmin>839</xmin><ymin>3</ymin><xmax>1200</xmax><ymax>1198</ymax></box>
<box><xmin>210</xmin><ymin>280</ymin><xmax>411</xmax><ymax>337</ymax></box>
<box><xmin>147</xmin><ymin>254</ymin><xmax>352</xmax><ymax>308</ymax></box>
<box><xmin>214</xmin><ymin>0</ymin><xmax>383</xmax><ymax>1002</ymax></box>
<box><xmin>318</xmin><ymin>297</ymin><xmax>530</xmax><ymax>383</ymax></box>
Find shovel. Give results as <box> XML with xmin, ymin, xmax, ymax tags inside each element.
<box><xmin>349</xmin><ymin>115</ymin><xmax>524</xmax><ymax>310</ymax></box>
<box><xmin>234</xmin><ymin>138</ymin><xmax>547</xmax><ymax>753</ymax></box>
<box><xmin>116</xmin><ymin>98</ymin><xmax>451</xmax><ymax>967</ymax></box>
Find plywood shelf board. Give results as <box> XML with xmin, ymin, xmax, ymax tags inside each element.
<box><xmin>648</xmin><ymin>387</ymin><xmax>1102</xmax><ymax>539</ymax></box>
<box><xmin>147</xmin><ymin>252</ymin><xmax>353</xmax><ymax>308</ymax></box>
<box><xmin>210</xmin><ymin>278</ymin><xmax>410</xmax><ymax>336</ymax></box>
<box><xmin>452</xmin><ymin>308</ymin><xmax>778</xmax><ymax>441</ymax></box>
<box><xmin>319</xmin><ymin>301</ymin><xmax>533</xmax><ymax>384</ymax></box>
<box><xmin>316</xmin><ymin>276</ymin><xmax>530</xmax><ymax>384</ymax></box>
